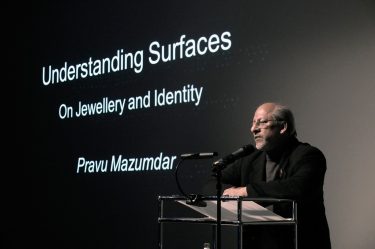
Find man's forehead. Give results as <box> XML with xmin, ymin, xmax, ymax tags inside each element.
<box><xmin>258</xmin><ymin>103</ymin><xmax>277</xmax><ymax>111</ymax></box>
<box><xmin>253</xmin><ymin>106</ymin><xmax>274</xmax><ymax>119</ymax></box>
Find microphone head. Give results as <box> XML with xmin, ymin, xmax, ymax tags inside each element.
<box><xmin>242</xmin><ymin>144</ymin><xmax>255</xmax><ymax>153</ymax></box>
<box><xmin>213</xmin><ymin>144</ymin><xmax>255</xmax><ymax>170</ymax></box>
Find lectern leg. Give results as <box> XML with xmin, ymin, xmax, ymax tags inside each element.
<box><xmin>211</xmin><ymin>225</ymin><xmax>216</xmax><ymax>249</ymax></box>
<box><xmin>237</xmin><ymin>225</ymin><xmax>243</xmax><ymax>249</ymax></box>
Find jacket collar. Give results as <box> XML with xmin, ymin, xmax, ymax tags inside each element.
<box><xmin>258</xmin><ymin>136</ymin><xmax>300</xmax><ymax>179</ymax></box>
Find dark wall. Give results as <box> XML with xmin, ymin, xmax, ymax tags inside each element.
<box><xmin>18</xmin><ymin>1</ymin><xmax>375</xmax><ymax>248</ymax></box>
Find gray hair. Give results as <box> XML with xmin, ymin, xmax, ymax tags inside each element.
<box><xmin>271</xmin><ymin>104</ymin><xmax>297</xmax><ymax>137</ymax></box>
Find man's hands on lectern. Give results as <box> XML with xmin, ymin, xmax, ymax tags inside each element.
<box><xmin>222</xmin><ymin>186</ymin><xmax>247</xmax><ymax>196</ymax></box>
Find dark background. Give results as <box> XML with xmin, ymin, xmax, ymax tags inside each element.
<box><xmin>15</xmin><ymin>1</ymin><xmax>375</xmax><ymax>248</ymax></box>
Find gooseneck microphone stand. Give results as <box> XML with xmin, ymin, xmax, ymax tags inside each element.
<box><xmin>212</xmin><ymin>144</ymin><xmax>255</xmax><ymax>249</ymax></box>
<box><xmin>177</xmin><ymin>145</ymin><xmax>253</xmax><ymax>249</ymax></box>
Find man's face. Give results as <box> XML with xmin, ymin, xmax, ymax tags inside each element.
<box><xmin>250</xmin><ymin>105</ymin><xmax>283</xmax><ymax>151</ymax></box>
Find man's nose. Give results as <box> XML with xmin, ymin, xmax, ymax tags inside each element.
<box><xmin>250</xmin><ymin>124</ymin><xmax>258</xmax><ymax>134</ymax></box>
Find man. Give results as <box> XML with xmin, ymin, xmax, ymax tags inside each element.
<box><xmin>217</xmin><ymin>102</ymin><xmax>331</xmax><ymax>249</ymax></box>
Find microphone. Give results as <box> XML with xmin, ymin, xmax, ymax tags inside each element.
<box><xmin>180</xmin><ymin>152</ymin><xmax>218</xmax><ymax>159</ymax></box>
<box><xmin>213</xmin><ymin>144</ymin><xmax>255</xmax><ymax>171</ymax></box>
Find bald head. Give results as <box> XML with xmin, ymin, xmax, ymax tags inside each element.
<box><xmin>255</xmin><ymin>103</ymin><xmax>279</xmax><ymax>116</ymax></box>
<box><xmin>251</xmin><ymin>102</ymin><xmax>297</xmax><ymax>151</ymax></box>
<box><xmin>256</xmin><ymin>102</ymin><xmax>297</xmax><ymax>137</ymax></box>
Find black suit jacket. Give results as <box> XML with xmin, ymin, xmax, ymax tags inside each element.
<box><xmin>214</xmin><ymin>138</ymin><xmax>331</xmax><ymax>249</ymax></box>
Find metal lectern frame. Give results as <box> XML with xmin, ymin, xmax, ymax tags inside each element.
<box><xmin>157</xmin><ymin>195</ymin><xmax>297</xmax><ymax>249</ymax></box>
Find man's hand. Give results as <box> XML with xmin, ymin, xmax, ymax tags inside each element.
<box><xmin>222</xmin><ymin>186</ymin><xmax>248</xmax><ymax>196</ymax></box>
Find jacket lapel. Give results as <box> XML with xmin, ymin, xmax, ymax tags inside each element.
<box><xmin>251</xmin><ymin>152</ymin><xmax>266</xmax><ymax>181</ymax></box>
<box><xmin>278</xmin><ymin>137</ymin><xmax>299</xmax><ymax>178</ymax></box>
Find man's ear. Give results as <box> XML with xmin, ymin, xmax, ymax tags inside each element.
<box><xmin>279</xmin><ymin>121</ymin><xmax>288</xmax><ymax>134</ymax></box>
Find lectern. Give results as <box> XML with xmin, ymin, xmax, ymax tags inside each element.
<box><xmin>158</xmin><ymin>195</ymin><xmax>297</xmax><ymax>249</ymax></box>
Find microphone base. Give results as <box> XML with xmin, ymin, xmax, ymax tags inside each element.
<box><xmin>186</xmin><ymin>194</ymin><xmax>207</xmax><ymax>207</ymax></box>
